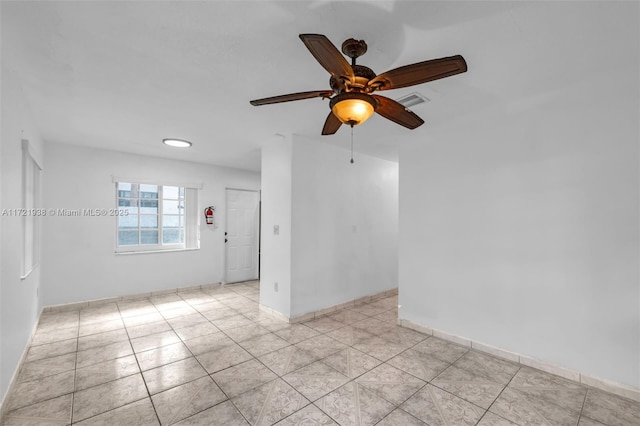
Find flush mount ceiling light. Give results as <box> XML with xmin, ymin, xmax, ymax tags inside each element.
<box><xmin>162</xmin><ymin>138</ymin><xmax>192</xmax><ymax>148</ymax></box>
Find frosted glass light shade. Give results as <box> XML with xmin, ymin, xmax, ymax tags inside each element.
<box><xmin>330</xmin><ymin>93</ymin><xmax>376</xmax><ymax>126</ymax></box>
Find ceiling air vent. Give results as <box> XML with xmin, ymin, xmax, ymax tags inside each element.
<box><xmin>396</xmin><ymin>92</ymin><xmax>429</xmax><ymax>108</ymax></box>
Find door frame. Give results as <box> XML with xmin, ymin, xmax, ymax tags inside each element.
<box><xmin>223</xmin><ymin>187</ymin><xmax>261</xmax><ymax>284</ymax></box>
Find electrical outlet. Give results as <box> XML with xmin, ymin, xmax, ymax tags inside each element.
<box><xmin>273</xmin><ymin>225</ymin><xmax>279</xmax><ymax>235</ymax></box>
<box><xmin>274</xmin><ymin>282</ymin><xmax>278</xmax><ymax>292</ymax></box>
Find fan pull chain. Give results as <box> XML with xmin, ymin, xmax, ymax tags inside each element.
<box><xmin>350</xmin><ymin>125</ymin><xmax>354</xmax><ymax>164</ymax></box>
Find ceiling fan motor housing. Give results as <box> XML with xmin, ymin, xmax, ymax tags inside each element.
<box><xmin>329</xmin><ymin>38</ymin><xmax>376</xmax><ymax>94</ymax></box>
<box><xmin>330</xmin><ymin>65</ymin><xmax>377</xmax><ymax>93</ymax></box>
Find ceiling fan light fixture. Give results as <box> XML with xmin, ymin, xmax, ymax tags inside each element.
<box><xmin>249</xmin><ymin>34</ymin><xmax>467</xmax><ymax>135</ymax></box>
<box><xmin>163</xmin><ymin>138</ymin><xmax>192</xmax><ymax>148</ymax></box>
<box><xmin>330</xmin><ymin>92</ymin><xmax>376</xmax><ymax>126</ymax></box>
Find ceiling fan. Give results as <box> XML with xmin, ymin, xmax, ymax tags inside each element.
<box><xmin>250</xmin><ymin>34</ymin><xmax>467</xmax><ymax>135</ymax></box>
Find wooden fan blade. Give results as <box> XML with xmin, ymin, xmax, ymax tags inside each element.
<box><xmin>372</xmin><ymin>95</ymin><xmax>424</xmax><ymax>129</ymax></box>
<box><xmin>299</xmin><ymin>34</ymin><xmax>354</xmax><ymax>81</ymax></box>
<box><xmin>250</xmin><ymin>90</ymin><xmax>334</xmax><ymax>106</ymax></box>
<box><xmin>322</xmin><ymin>111</ymin><xmax>342</xmax><ymax>135</ymax></box>
<box><xmin>368</xmin><ymin>55</ymin><xmax>467</xmax><ymax>91</ymax></box>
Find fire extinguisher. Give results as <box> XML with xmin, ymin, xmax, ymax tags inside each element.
<box><xmin>204</xmin><ymin>206</ymin><xmax>215</xmax><ymax>225</ymax></box>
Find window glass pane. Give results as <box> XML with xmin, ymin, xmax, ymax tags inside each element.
<box><xmin>119</xmin><ymin>198</ymin><xmax>140</xmax><ymax>208</ymax></box>
<box><xmin>118</xmin><ymin>230</ymin><xmax>139</xmax><ymax>246</ymax></box>
<box><xmin>163</xmin><ymin>229</ymin><xmax>184</xmax><ymax>244</ymax></box>
<box><xmin>163</xmin><ymin>215</ymin><xmax>182</xmax><ymax>227</ymax></box>
<box><xmin>23</xmin><ymin>149</ymin><xmax>39</xmax><ymax>275</ymax></box>
<box><xmin>118</xmin><ymin>213</ymin><xmax>139</xmax><ymax>229</ymax></box>
<box><xmin>164</xmin><ymin>186</ymin><xmax>180</xmax><ymax>199</ymax></box>
<box><xmin>140</xmin><ymin>230</ymin><xmax>159</xmax><ymax>244</ymax></box>
<box><xmin>140</xmin><ymin>215</ymin><xmax>158</xmax><ymax>228</ymax></box>
<box><xmin>163</xmin><ymin>200</ymin><xmax>184</xmax><ymax>215</ymax></box>
<box><xmin>121</xmin><ymin>205</ymin><xmax>138</xmax><ymax>216</ymax></box>
<box><xmin>129</xmin><ymin>183</ymin><xmax>140</xmax><ymax>197</ymax></box>
<box><xmin>139</xmin><ymin>200</ymin><xmax>158</xmax><ymax>214</ymax></box>
<box><xmin>118</xmin><ymin>182</ymin><xmax>132</xmax><ymax>191</ymax></box>
<box><xmin>139</xmin><ymin>184</ymin><xmax>158</xmax><ymax>196</ymax></box>
<box><xmin>179</xmin><ymin>187</ymin><xmax>185</xmax><ymax>198</ymax></box>
<box><xmin>118</xmin><ymin>198</ymin><xmax>133</xmax><ymax>207</ymax></box>
<box><xmin>118</xmin><ymin>190</ymin><xmax>137</xmax><ymax>203</ymax></box>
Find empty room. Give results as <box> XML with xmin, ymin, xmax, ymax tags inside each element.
<box><xmin>0</xmin><ymin>1</ymin><xmax>638</xmax><ymax>425</ymax></box>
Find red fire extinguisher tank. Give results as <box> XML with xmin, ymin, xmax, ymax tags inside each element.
<box><xmin>204</xmin><ymin>206</ymin><xmax>214</xmax><ymax>225</ymax></box>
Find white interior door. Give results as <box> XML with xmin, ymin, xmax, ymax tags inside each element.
<box><xmin>225</xmin><ymin>189</ymin><xmax>259</xmax><ymax>283</ymax></box>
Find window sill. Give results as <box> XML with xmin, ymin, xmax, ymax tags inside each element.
<box><xmin>114</xmin><ymin>247</ymin><xmax>200</xmax><ymax>256</ymax></box>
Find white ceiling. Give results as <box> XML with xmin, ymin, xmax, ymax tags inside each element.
<box><xmin>2</xmin><ymin>1</ymin><xmax>636</xmax><ymax>171</ymax></box>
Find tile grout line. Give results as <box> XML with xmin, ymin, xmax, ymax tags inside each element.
<box><xmin>479</xmin><ymin>364</ymin><xmax>523</xmax><ymax>425</ymax></box>
<box><xmin>4</xmin><ymin>312</ymin><xmax>80</xmax><ymax>422</ymax></box>
<box><xmin>204</xmin><ymin>286</ymin><xmax>268</xmax><ymax>426</ymax></box>
<box><xmin>166</xmin><ymin>378</ymin><xmax>209</xmax><ymax>425</ymax></box>
<box><xmin>5</xmin><ymin>287</ymin><xmax>394</xmax><ymax>424</ymax></box>
<box><xmin>3</xmin><ymin>286</ymin><xmax>250</xmax><ymax>425</ymax></box>
<box><xmin>575</xmin><ymin>386</ymin><xmax>590</xmax><ymax>426</ymax></box>
<box><xmin>70</xmin><ymin>310</ymin><xmax>80</xmax><ymax>425</ymax></box>
<box><xmin>15</xmin><ymin>287</ymin><xmax>633</xmax><ymax>426</ymax></box>
<box><xmin>296</xmin><ymin>311</ymin><xmax>427</xmax><ymax>424</ymax></box>
<box><xmin>160</xmin><ymin>286</ymin><xmax>249</xmax><ymax>424</ymax></box>
<box><xmin>172</xmin><ymin>284</ymin><xmax>265</xmax><ymax>425</ymax></box>
<box><xmin>144</xmin><ymin>287</ymin><xmax>233</xmax><ymax>423</ymax></box>
<box><xmin>195</xmin><ymin>288</ymin><xmax>397</xmax><ymax>423</ymax></box>
<box><xmin>73</xmin><ymin>298</ymin><xmax>415</xmax><ymax>420</ymax></box>
<box><xmin>115</xmin><ymin>300</ymin><xmax>162</xmax><ymax>426</ymax></box>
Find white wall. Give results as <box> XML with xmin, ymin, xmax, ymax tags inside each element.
<box><xmin>290</xmin><ymin>136</ymin><xmax>398</xmax><ymax>316</ymax></box>
<box><xmin>399</xmin><ymin>5</ymin><xmax>639</xmax><ymax>387</ymax></box>
<box><xmin>0</xmin><ymin>67</ymin><xmax>44</xmax><ymax>403</ymax></box>
<box><xmin>259</xmin><ymin>135</ymin><xmax>293</xmax><ymax>317</ymax></box>
<box><xmin>42</xmin><ymin>143</ymin><xmax>260</xmax><ymax>306</ymax></box>
<box><xmin>260</xmin><ymin>134</ymin><xmax>398</xmax><ymax>318</ymax></box>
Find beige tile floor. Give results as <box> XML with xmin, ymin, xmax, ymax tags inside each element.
<box><xmin>2</xmin><ymin>281</ymin><xmax>639</xmax><ymax>425</ymax></box>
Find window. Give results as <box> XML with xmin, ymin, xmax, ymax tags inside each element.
<box><xmin>22</xmin><ymin>140</ymin><xmax>42</xmax><ymax>278</ymax></box>
<box><xmin>115</xmin><ymin>181</ymin><xmax>199</xmax><ymax>253</ymax></box>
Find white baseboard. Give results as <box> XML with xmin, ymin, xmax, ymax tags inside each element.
<box><xmin>260</xmin><ymin>288</ymin><xmax>398</xmax><ymax>324</ymax></box>
<box><xmin>42</xmin><ymin>282</ymin><xmax>224</xmax><ymax>313</ymax></box>
<box><xmin>398</xmin><ymin>318</ymin><xmax>640</xmax><ymax>403</ymax></box>
<box><xmin>0</xmin><ymin>310</ymin><xmax>42</xmax><ymax>421</ymax></box>
<box><xmin>258</xmin><ymin>304</ymin><xmax>291</xmax><ymax>322</ymax></box>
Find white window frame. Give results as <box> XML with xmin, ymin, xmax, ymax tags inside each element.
<box><xmin>21</xmin><ymin>139</ymin><xmax>43</xmax><ymax>279</ymax></box>
<box><xmin>114</xmin><ymin>180</ymin><xmax>200</xmax><ymax>254</ymax></box>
